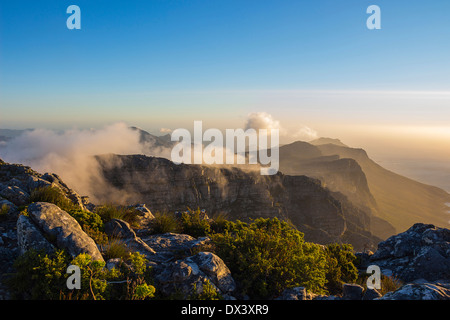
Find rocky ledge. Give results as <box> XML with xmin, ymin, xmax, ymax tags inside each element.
<box><xmin>363</xmin><ymin>223</ymin><xmax>450</xmax><ymax>282</ymax></box>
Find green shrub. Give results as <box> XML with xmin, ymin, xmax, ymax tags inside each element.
<box><xmin>180</xmin><ymin>208</ymin><xmax>211</xmax><ymax>237</ymax></box>
<box><xmin>133</xmin><ymin>283</ymin><xmax>156</xmax><ymax>300</ymax></box>
<box><xmin>102</xmin><ymin>237</ymin><xmax>131</xmax><ymax>261</ymax></box>
<box><xmin>95</xmin><ymin>204</ymin><xmax>140</xmax><ymax>228</ymax></box>
<box><xmin>210</xmin><ymin>217</ymin><xmax>327</xmax><ymax>299</ymax></box>
<box><xmin>150</xmin><ymin>211</ymin><xmax>181</xmax><ymax>234</ymax></box>
<box><xmin>69</xmin><ymin>209</ymin><xmax>104</xmax><ymax>231</ymax></box>
<box><xmin>356</xmin><ymin>273</ymin><xmax>403</xmax><ymax>296</ymax></box>
<box><xmin>8</xmin><ymin>249</ymin><xmax>155</xmax><ymax>300</ymax></box>
<box><xmin>65</xmin><ymin>208</ymin><xmax>109</xmax><ymax>245</ymax></box>
<box><xmin>30</xmin><ymin>186</ymin><xmax>76</xmax><ymax>212</ymax></box>
<box><xmin>190</xmin><ymin>279</ymin><xmax>222</xmax><ymax>300</ymax></box>
<box><xmin>107</xmin><ymin>251</ymin><xmax>155</xmax><ymax>300</ymax></box>
<box><xmin>324</xmin><ymin>243</ymin><xmax>359</xmax><ymax>294</ymax></box>
<box><xmin>209</xmin><ymin>212</ymin><xmax>230</xmax><ymax>234</ymax></box>
<box><xmin>7</xmin><ymin>249</ymin><xmax>71</xmax><ymax>299</ymax></box>
<box><xmin>69</xmin><ymin>253</ymin><xmax>109</xmax><ymax>300</ymax></box>
<box><xmin>82</xmin><ymin>225</ymin><xmax>108</xmax><ymax>246</ymax></box>
<box><xmin>0</xmin><ymin>204</ymin><xmax>9</xmax><ymax>220</ymax></box>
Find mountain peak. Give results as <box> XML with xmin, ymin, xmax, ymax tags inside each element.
<box><xmin>129</xmin><ymin>126</ymin><xmax>174</xmax><ymax>148</ymax></box>
<box><xmin>309</xmin><ymin>137</ymin><xmax>348</xmax><ymax>147</ymax></box>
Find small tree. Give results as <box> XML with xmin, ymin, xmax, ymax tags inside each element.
<box><xmin>324</xmin><ymin>243</ymin><xmax>358</xmax><ymax>294</ymax></box>
<box><xmin>211</xmin><ymin>217</ymin><xmax>327</xmax><ymax>299</ymax></box>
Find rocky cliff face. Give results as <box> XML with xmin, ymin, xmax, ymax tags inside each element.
<box><xmin>278</xmin><ymin>141</ymin><xmax>396</xmax><ymax>240</ymax></box>
<box><xmin>94</xmin><ymin>154</ymin><xmax>382</xmax><ymax>250</ymax></box>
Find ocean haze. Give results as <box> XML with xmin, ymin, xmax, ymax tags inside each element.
<box><xmin>374</xmin><ymin>158</ymin><xmax>450</xmax><ymax>193</ymax></box>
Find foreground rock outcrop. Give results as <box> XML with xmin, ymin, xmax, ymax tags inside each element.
<box><xmin>368</xmin><ymin>223</ymin><xmax>450</xmax><ymax>282</ymax></box>
<box><xmin>25</xmin><ymin>202</ymin><xmax>104</xmax><ymax>261</ymax></box>
<box><xmin>0</xmin><ymin>161</ymin><xmax>93</xmax><ymax>214</ymax></box>
<box><xmin>154</xmin><ymin>251</ymin><xmax>236</xmax><ymax>299</ymax></box>
<box><xmin>16</xmin><ymin>214</ymin><xmax>55</xmax><ymax>255</ymax></box>
<box><xmin>378</xmin><ymin>280</ymin><xmax>450</xmax><ymax>300</ymax></box>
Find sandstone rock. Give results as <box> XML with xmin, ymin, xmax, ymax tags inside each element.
<box><xmin>378</xmin><ymin>280</ymin><xmax>450</xmax><ymax>300</ymax></box>
<box><xmin>0</xmin><ymin>245</ymin><xmax>16</xmax><ymax>300</ymax></box>
<box><xmin>40</xmin><ymin>173</ymin><xmax>91</xmax><ymax>212</ymax></box>
<box><xmin>103</xmin><ymin>218</ymin><xmax>156</xmax><ymax>259</ymax></box>
<box><xmin>27</xmin><ymin>202</ymin><xmax>104</xmax><ymax>261</ymax></box>
<box><xmin>141</xmin><ymin>232</ymin><xmax>210</xmax><ymax>263</ymax></box>
<box><xmin>125</xmin><ymin>237</ymin><xmax>157</xmax><ymax>260</ymax></box>
<box><xmin>16</xmin><ymin>215</ymin><xmax>56</xmax><ymax>255</ymax></box>
<box><xmin>362</xmin><ymin>288</ymin><xmax>382</xmax><ymax>300</ymax></box>
<box><xmin>0</xmin><ymin>160</ymin><xmax>92</xmax><ymax>212</ymax></box>
<box><xmin>275</xmin><ymin>287</ymin><xmax>308</xmax><ymax>300</ymax></box>
<box><xmin>26</xmin><ymin>176</ymin><xmax>52</xmax><ymax>192</ymax></box>
<box><xmin>154</xmin><ymin>251</ymin><xmax>235</xmax><ymax>298</ymax></box>
<box><xmin>190</xmin><ymin>252</ymin><xmax>236</xmax><ymax>293</ymax></box>
<box><xmin>342</xmin><ymin>283</ymin><xmax>364</xmax><ymax>300</ymax></box>
<box><xmin>0</xmin><ymin>185</ymin><xmax>29</xmax><ymax>206</ymax></box>
<box><xmin>130</xmin><ymin>204</ymin><xmax>154</xmax><ymax>225</ymax></box>
<box><xmin>370</xmin><ymin>223</ymin><xmax>450</xmax><ymax>282</ymax></box>
<box><xmin>104</xmin><ymin>218</ymin><xmax>136</xmax><ymax>239</ymax></box>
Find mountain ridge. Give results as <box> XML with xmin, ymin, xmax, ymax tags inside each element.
<box><xmin>277</xmin><ymin>139</ymin><xmax>450</xmax><ymax>236</ymax></box>
<box><xmin>314</xmin><ymin>143</ymin><xmax>450</xmax><ymax>232</ymax></box>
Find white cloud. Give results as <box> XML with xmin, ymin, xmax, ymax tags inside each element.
<box><xmin>291</xmin><ymin>126</ymin><xmax>318</xmax><ymax>141</ymax></box>
<box><xmin>159</xmin><ymin>128</ymin><xmax>172</xmax><ymax>133</ymax></box>
<box><xmin>244</xmin><ymin>111</ymin><xmax>318</xmax><ymax>142</ymax></box>
<box><xmin>244</xmin><ymin>112</ymin><xmax>281</xmax><ymax>132</ymax></box>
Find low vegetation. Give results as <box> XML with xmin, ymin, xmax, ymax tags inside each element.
<box><xmin>0</xmin><ymin>204</ymin><xmax>9</xmax><ymax>221</ymax></box>
<box><xmin>324</xmin><ymin>243</ymin><xmax>359</xmax><ymax>295</ymax></box>
<box><xmin>10</xmin><ymin>189</ymin><xmax>370</xmax><ymax>300</ymax></box>
<box><xmin>150</xmin><ymin>211</ymin><xmax>181</xmax><ymax>234</ymax></box>
<box><xmin>95</xmin><ymin>204</ymin><xmax>141</xmax><ymax>228</ymax></box>
<box><xmin>149</xmin><ymin>210</ymin><xmax>361</xmax><ymax>298</ymax></box>
<box><xmin>210</xmin><ymin>218</ymin><xmax>328</xmax><ymax>298</ymax></box>
<box><xmin>7</xmin><ymin>249</ymin><xmax>155</xmax><ymax>300</ymax></box>
<box><xmin>29</xmin><ymin>186</ymin><xmax>77</xmax><ymax>213</ymax></box>
<box><xmin>356</xmin><ymin>272</ymin><xmax>403</xmax><ymax>296</ymax></box>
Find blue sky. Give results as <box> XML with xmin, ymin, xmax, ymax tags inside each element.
<box><xmin>1</xmin><ymin>0</ymin><xmax>450</xmax><ymax>135</ymax></box>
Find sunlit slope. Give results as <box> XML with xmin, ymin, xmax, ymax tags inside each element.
<box><xmin>278</xmin><ymin>141</ymin><xmax>396</xmax><ymax>239</ymax></box>
<box><xmin>316</xmin><ymin>143</ymin><xmax>450</xmax><ymax>233</ymax></box>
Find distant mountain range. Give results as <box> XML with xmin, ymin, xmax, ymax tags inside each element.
<box><xmin>126</xmin><ymin>127</ymin><xmax>450</xmax><ymax>238</ymax></box>
<box><xmin>280</xmin><ymin>138</ymin><xmax>450</xmax><ymax>236</ymax></box>
<box><xmin>2</xmin><ymin>127</ymin><xmax>449</xmax><ymax>249</ymax></box>
<box><xmin>0</xmin><ymin>129</ymin><xmax>33</xmax><ymax>143</ymax></box>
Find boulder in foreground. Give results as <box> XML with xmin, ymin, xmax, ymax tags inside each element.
<box><xmin>27</xmin><ymin>202</ymin><xmax>104</xmax><ymax>261</ymax></box>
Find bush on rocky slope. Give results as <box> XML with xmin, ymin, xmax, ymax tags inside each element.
<box><xmin>210</xmin><ymin>218</ymin><xmax>338</xmax><ymax>298</ymax></box>
<box><xmin>7</xmin><ymin>248</ymin><xmax>154</xmax><ymax>300</ymax></box>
